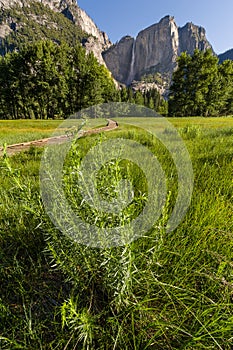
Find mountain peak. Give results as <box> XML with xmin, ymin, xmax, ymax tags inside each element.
<box><xmin>159</xmin><ymin>15</ymin><xmax>175</xmax><ymax>23</ymax></box>
<box><xmin>103</xmin><ymin>16</ymin><xmax>213</xmax><ymax>86</ymax></box>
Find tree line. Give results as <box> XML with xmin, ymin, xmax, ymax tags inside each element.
<box><xmin>168</xmin><ymin>49</ymin><xmax>233</xmax><ymax>117</ymax></box>
<box><xmin>3</xmin><ymin>42</ymin><xmax>228</xmax><ymax>119</ymax></box>
<box><xmin>120</xmin><ymin>86</ymin><xmax>168</xmax><ymax>115</ymax></box>
<box><xmin>0</xmin><ymin>41</ymin><xmax>118</xmax><ymax>119</ymax></box>
<box><xmin>0</xmin><ymin>40</ymin><xmax>167</xmax><ymax>119</ymax></box>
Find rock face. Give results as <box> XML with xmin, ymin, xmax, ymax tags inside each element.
<box><xmin>103</xmin><ymin>15</ymin><xmax>213</xmax><ymax>85</ymax></box>
<box><xmin>218</xmin><ymin>49</ymin><xmax>233</xmax><ymax>63</ymax></box>
<box><xmin>76</xmin><ymin>7</ymin><xmax>111</xmax><ymax>65</ymax></box>
<box><xmin>0</xmin><ymin>2</ymin><xmax>217</xmax><ymax>88</ymax></box>
<box><xmin>102</xmin><ymin>36</ymin><xmax>134</xmax><ymax>84</ymax></box>
<box><xmin>76</xmin><ymin>7</ymin><xmax>110</xmax><ymax>48</ymax></box>
<box><xmin>178</xmin><ymin>22</ymin><xmax>212</xmax><ymax>54</ymax></box>
<box><xmin>133</xmin><ymin>16</ymin><xmax>179</xmax><ymax>82</ymax></box>
<box><xmin>0</xmin><ymin>0</ymin><xmax>111</xmax><ymax>65</ymax></box>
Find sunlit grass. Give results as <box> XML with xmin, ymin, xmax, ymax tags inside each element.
<box><xmin>0</xmin><ymin>119</ymin><xmax>107</xmax><ymax>146</ymax></box>
<box><xmin>115</xmin><ymin>115</ymin><xmax>233</xmax><ymax>129</ymax></box>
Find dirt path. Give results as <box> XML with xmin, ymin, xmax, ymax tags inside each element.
<box><xmin>0</xmin><ymin>119</ymin><xmax>118</xmax><ymax>157</ymax></box>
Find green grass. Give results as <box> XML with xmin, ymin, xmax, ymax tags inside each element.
<box><xmin>1</xmin><ymin>117</ymin><xmax>232</xmax><ymax>146</ymax></box>
<box><xmin>114</xmin><ymin>116</ymin><xmax>233</xmax><ymax>129</ymax></box>
<box><xmin>0</xmin><ymin>117</ymin><xmax>232</xmax><ymax>349</ymax></box>
<box><xmin>0</xmin><ymin>120</ymin><xmax>62</xmax><ymax>146</ymax></box>
<box><xmin>169</xmin><ymin>116</ymin><xmax>233</xmax><ymax>128</ymax></box>
<box><xmin>0</xmin><ymin>119</ymin><xmax>107</xmax><ymax>146</ymax></box>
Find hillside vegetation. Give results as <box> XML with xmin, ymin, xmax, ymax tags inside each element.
<box><xmin>0</xmin><ymin>1</ymin><xmax>87</xmax><ymax>55</ymax></box>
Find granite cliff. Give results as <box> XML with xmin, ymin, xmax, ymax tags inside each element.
<box><xmin>103</xmin><ymin>16</ymin><xmax>213</xmax><ymax>86</ymax></box>
<box><xmin>70</xmin><ymin>5</ymin><xmax>111</xmax><ymax>65</ymax></box>
<box><xmin>0</xmin><ymin>0</ymin><xmax>111</xmax><ymax>65</ymax></box>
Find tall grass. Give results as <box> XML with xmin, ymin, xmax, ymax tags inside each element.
<box><xmin>0</xmin><ymin>120</ymin><xmax>232</xmax><ymax>349</ymax></box>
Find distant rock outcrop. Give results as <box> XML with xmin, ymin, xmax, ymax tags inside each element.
<box><xmin>75</xmin><ymin>7</ymin><xmax>111</xmax><ymax>65</ymax></box>
<box><xmin>218</xmin><ymin>49</ymin><xmax>233</xmax><ymax>63</ymax></box>
<box><xmin>133</xmin><ymin>16</ymin><xmax>179</xmax><ymax>82</ymax></box>
<box><xmin>103</xmin><ymin>15</ymin><xmax>213</xmax><ymax>86</ymax></box>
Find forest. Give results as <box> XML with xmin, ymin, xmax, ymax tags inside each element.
<box><xmin>0</xmin><ymin>40</ymin><xmax>165</xmax><ymax>119</ymax></box>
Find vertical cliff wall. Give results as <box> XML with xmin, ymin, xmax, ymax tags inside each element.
<box><xmin>103</xmin><ymin>15</ymin><xmax>213</xmax><ymax>85</ymax></box>
<box><xmin>102</xmin><ymin>36</ymin><xmax>134</xmax><ymax>84</ymax></box>
<box><xmin>133</xmin><ymin>16</ymin><xmax>179</xmax><ymax>81</ymax></box>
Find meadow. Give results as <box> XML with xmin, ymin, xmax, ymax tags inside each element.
<box><xmin>1</xmin><ymin>117</ymin><xmax>233</xmax><ymax>146</ymax></box>
<box><xmin>0</xmin><ymin>119</ymin><xmax>106</xmax><ymax>146</ymax></box>
<box><xmin>0</xmin><ymin>117</ymin><xmax>232</xmax><ymax>349</ymax></box>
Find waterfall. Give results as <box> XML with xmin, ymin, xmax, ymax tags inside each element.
<box><xmin>127</xmin><ymin>40</ymin><xmax>136</xmax><ymax>85</ymax></box>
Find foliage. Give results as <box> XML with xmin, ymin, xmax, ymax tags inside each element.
<box><xmin>0</xmin><ymin>38</ymin><xmax>167</xmax><ymax>120</ymax></box>
<box><xmin>169</xmin><ymin>49</ymin><xmax>233</xmax><ymax>117</ymax></box>
<box><xmin>0</xmin><ymin>40</ymin><xmax>118</xmax><ymax>119</ymax></box>
<box><xmin>120</xmin><ymin>86</ymin><xmax>168</xmax><ymax>115</ymax></box>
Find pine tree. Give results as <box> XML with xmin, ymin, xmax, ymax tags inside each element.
<box><xmin>218</xmin><ymin>59</ymin><xmax>233</xmax><ymax>115</ymax></box>
<box><xmin>169</xmin><ymin>49</ymin><xmax>220</xmax><ymax>117</ymax></box>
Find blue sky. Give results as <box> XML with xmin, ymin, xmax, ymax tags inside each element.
<box><xmin>78</xmin><ymin>0</ymin><xmax>233</xmax><ymax>54</ymax></box>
